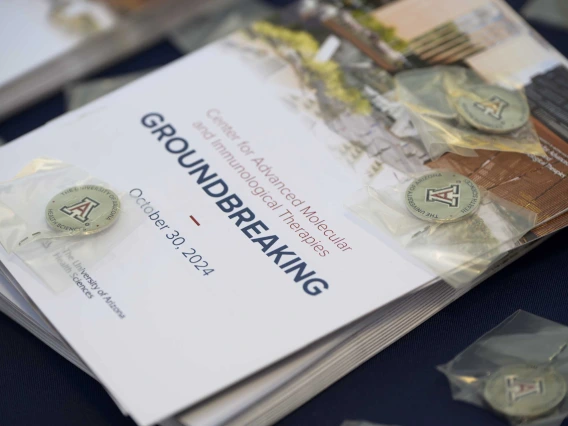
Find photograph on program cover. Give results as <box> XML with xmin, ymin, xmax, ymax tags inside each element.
<box><xmin>221</xmin><ymin>0</ymin><xmax>568</xmax><ymax>241</ymax></box>
<box><xmin>219</xmin><ymin>14</ymin><xmax>429</xmax><ymax>189</ymax></box>
<box><xmin>367</xmin><ymin>0</ymin><xmax>568</xmax><ymax>240</ymax></box>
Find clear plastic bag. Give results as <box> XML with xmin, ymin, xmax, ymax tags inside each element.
<box><xmin>395</xmin><ymin>66</ymin><xmax>546</xmax><ymax>159</ymax></box>
<box><xmin>438</xmin><ymin>311</ymin><xmax>568</xmax><ymax>426</ymax></box>
<box><xmin>0</xmin><ymin>159</ymin><xmax>144</xmax><ymax>293</ymax></box>
<box><xmin>346</xmin><ymin>170</ymin><xmax>537</xmax><ymax>287</ymax></box>
<box><xmin>0</xmin><ymin>158</ymin><xmax>124</xmax><ymax>253</ymax></box>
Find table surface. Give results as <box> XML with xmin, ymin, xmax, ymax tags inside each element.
<box><xmin>1</xmin><ymin>1</ymin><xmax>568</xmax><ymax>425</ymax></box>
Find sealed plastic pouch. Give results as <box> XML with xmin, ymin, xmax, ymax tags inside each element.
<box><xmin>438</xmin><ymin>311</ymin><xmax>568</xmax><ymax>426</ymax></box>
<box><xmin>0</xmin><ymin>159</ymin><xmax>144</xmax><ymax>293</ymax></box>
<box><xmin>395</xmin><ymin>66</ymin><xmax>546</xmax><ymax>159</ymax></box>
<box><xmin>346</xmin><ymin>169</ymin><xmax>537</xmax><ymax>287</ymax></box>
<box><xmin>0</xmin><ymin>159</ymin><xmax>122</xmax><ymax>253</ymax></box>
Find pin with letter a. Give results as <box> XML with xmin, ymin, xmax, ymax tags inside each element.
<box><xmin>405</xmin><ymin>171</ymin><xmax>480</xmax><ymax>223</ymax></box>
<box><xmin>45</xmin><ymin>185</ymin><xmax>121</xmax><ymax>235</ymax></box>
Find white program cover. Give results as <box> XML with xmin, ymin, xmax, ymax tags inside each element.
<box><xmin>0</xmin><ymin>39</ymin><xmax>434</xmax><ymax>425</ymax></box>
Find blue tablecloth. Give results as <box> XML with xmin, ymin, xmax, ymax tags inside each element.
<box><xmin>1</xmin><ymin>2</ymin><xmax>567</xmax><ymax>425</ymax></box>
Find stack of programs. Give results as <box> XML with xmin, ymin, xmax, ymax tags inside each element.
<box><xmin>1</xmin><ymin>1</ymin><xmax>568</xmax><ymax>425</ymax></box>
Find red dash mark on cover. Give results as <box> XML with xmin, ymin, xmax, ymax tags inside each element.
<box><xmin>190</xmin><ymin>215</ymin><xmax>200</xmax><ymax>226</ymax></box>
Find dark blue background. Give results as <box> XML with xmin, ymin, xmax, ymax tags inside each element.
<box><xmin>1</xmin><ymin>1</ymin><xmax>567</xmax><ymax>425</ymax></box>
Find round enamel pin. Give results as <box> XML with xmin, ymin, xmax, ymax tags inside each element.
<box><xmin>484</xmin><ymin>365</ymin><xmax>567</xmax><ymax>419</ymax></box>
<box><xmin>455</xmin><ymin>85</ymin><xmax>530</xmax><ymax>134</ymax></box>
<box><xmin>405</xmin><ymin>171</ymin><xmax>480</xmax><ymax>223</ymax></box>
<box><xmin>45</xmin><ymin>185</ymin><xmax>120</xmax><ymax>235</ymax></box>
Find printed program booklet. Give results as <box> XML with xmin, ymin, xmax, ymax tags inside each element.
<box><xmin>0</xmin><ymin>33</ymin><xmax>436</xmax><ymax>426</ymax></box>
<box><xmin>1</xmin><ymin>1</ymin><xmax>567</xmax><ymax>425</ymax></box>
